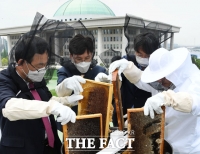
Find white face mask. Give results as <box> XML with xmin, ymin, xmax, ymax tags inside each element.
<box><xmin>135</xmin><ymin>55</ymin><xmax>149</xmax><ymax>67</ymax></box>
<box><xmin>74</xmin><ymin>61</ymin><xmax>91</xmax><ymax>73</ymax></box>
<box><xmin>23</xmin><ymin>62</ymin><xmax>46</xmax><ymax>82</ymax></box>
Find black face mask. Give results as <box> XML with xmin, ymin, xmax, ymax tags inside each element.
<box><xmin>148</xmin><ymin>81</ymin><xmax>176</xmax><ymax>91</ymax></box>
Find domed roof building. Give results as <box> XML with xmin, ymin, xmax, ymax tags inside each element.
<box><xmin>53</xmin><ymin>0</ymin><xmax>115</xmax><ymax>21</ymax></box>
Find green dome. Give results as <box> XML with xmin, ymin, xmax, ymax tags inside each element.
<box><xmin>54</xmin><ymin>0</ymin><xmax>115</xmax><ymax>17</ymax></box>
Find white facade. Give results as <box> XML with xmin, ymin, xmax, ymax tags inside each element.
<box><xmin>0</xmin><ymin>15</ymin><xmax>180</xmax><ymax>65</ymax></box>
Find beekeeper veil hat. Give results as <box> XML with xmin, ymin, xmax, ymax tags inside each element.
<box><xmin>141</xmin><ymin>48</ymin><xmax>189</xmax><ymax>83</ymax></box>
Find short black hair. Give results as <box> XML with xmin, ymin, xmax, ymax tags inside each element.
<box><xmin>15</xmin><ymin>35</ymin><xmax>50</xmax><ymax>64</ymax></box>
<box><xmin>69</xmin><ymin>34</ymin><xmax>94</xmax><ymax>55</ymax></box>
<box><xmin>111</xmin><ymin>56</ymin><xmax>121</xmax><ymax>63</ymax></box>
<box><xmin>134</xmin><ymin>32</ymin><xmax>159</xmax><ymax>55</ymax></box>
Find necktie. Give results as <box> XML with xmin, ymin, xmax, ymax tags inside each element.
<box><xmin>29</xmin><ymin>82</ymin><xmax>54</xmax><ymax>148</ymax></box>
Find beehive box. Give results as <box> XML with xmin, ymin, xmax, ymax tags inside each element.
<box><xmin>78</xmin><ymin>79</ymin><xmax>113</xmax><ymax>138</ymax></box>
<box><xmin>63</xmin><ymin>114</ymin><xmax>103</xmax><ymax>154</ymax></box>
<box><xmin>112</xmin><ymin>69</ymin><xmax>124</xmax><ymax>130</ymax></box>
<box><xmin>126</xmin><ymin>108</ymin><xmax>165</xmax><ymax>154</ymax></box>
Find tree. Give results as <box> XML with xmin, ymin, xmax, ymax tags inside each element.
<box><xmin>192</xmin><ymin>57</ymin><xmax>200</xmax><ymax>69</ymax></box>
<box><xmin>2</xmin><ymin>58</ymin><xmax>8</xmax><ymax>66</ymax></box>
<box><xmin>1</xmin><ymin>48</ymin><xmax>8</xmax><ymax>59</ymax></box>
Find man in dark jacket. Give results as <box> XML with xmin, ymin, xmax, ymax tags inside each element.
<box><xmin>95</xmin><ymin>32</ymin><xmax>160</xmax><ymax>126</ymax></box>
<box><xmin>121</xmin><ymin>55</ymin><xmax>152</xmax><ymax>114</ymax></box>
<box><xmin>55</xmin><ymin>34</ymin><xmax>107</xmax><ymax>114</ymax></box>
<box><xmin>0</xmin><ymin>36</ymin><xmax>76</xmax><ymax>154</ymax></box>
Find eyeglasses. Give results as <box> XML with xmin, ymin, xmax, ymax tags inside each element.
<box><xmin>27</xmin><ymin>62</ymin><xmax>48</xmax><ymax>72</ymax></box>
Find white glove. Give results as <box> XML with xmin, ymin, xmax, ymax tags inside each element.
<box><xmin>96</xmin><ymin>130</ymin><xmax>128</xmax><ymax>154</ymax></box>
<box><xmin>123</xmin><ymin>114</ymin><xmax>127</xmax><ymax>118</ymax></box>
<box><xmin>110</xmin><ymin>130</ymin><xmax>128</xmax><ymax>148</ymax></box>
<box><xmin>51</xmin><ymin>94</ymin><xmax>83</xmax><ymax>107</ymax></box>
<box><xmin>63</xmin><ymin>75</ymin><xmax>86</xmax><ymax>94</ymax></box>
<box><xmin>109</xmin><ymin>59</ymin><xmax>129</xmax><ymax>81</ymax></box>
<box><xmin>51</xmin><ymin>102</ymin><xmax>76</xmax><ymax>125</ymax></box>
<box><xmin>123</xmin><ymin>114</ymin><xmax>128</xmax><ymax>128</ymax></box>
<box><xmin>67</xmin><ymin>94</ymin><xmax>83</xmax><ymax>106</ymax></box>
<box><xmin>95</xmin><ymin>73</ymin><xmax>110</xmax><ymax>83</ymax></box>
<box><xmin>144</xmin><ymin>93</ymin><xmax>164</xmax><ymax>119</ymax></box>
<box><xmin>97</xmin><ymin>130</ymin><xmax>128</xmax><ymax>154</ymax></box>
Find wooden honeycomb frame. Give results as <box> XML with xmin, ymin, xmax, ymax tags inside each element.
<box><xmin>112</xmin><ymin>69</ymin><xmax>124</xmax><ymax>130</ymax></box>
<box><xmin>78</xmin><ymin>79</ymin><xmax>113</xmax><ymax>138</ymax></box>
<box><xmin>63</xmin><ymin>114</ymin><xmax>103</xmax><ymax>154</ymax></box>
<box><xmin>126</xmin><ymin>108</ymin><xmax>165</xmax><ymax>154</ymax></box>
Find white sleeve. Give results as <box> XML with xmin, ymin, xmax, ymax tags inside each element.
<box><xmin>191</xmin><ymin>93</ymin><xmax>200</xmax><ymax>115</ymax></box>
<box><xmin>123</xmin><ymin>62</ymin><xmax>142</xmax><ymax>84</ymax></box>
<box><xmin>135</xmin><ymin>79</ymin><xmax>159</xmax><ymax>96</ymax></box>
<box><xmin>122</xmin><ymin>62</ymin><xmax>158</xmax><ymax>96</ymax></box>
<box><xmin>162</xmin><ymin>90</ymin><xmax>193</xmax><ymax>113</ymax></box>
<box><xmin>2</xmin><ymin>98</ymin><xmax>56</xmax><ymax>121</ymax></box>
<box><xmin>188</xmin><ymin>83</ymin><xmax>200</xmax><ymax>116</ymax></box>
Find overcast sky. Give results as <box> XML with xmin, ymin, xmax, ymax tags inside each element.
<box><xmin>0</xmin><ymin>0</ymin><xmax>200</xmax><ymax>46</ymax></box>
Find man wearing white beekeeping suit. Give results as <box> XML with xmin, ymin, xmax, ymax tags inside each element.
<box><xmin>108</xmin><ymin>47</ymin><xmax>200</xmax><ymax>154</ymax></box>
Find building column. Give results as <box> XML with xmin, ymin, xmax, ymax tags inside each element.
<box><xmin>74</xmin><ymin>30</ymin><xmax>77</xmax><ymax>36</ymax></box>
<box><xmin>55</xmin><ymin>32</ymin><xmax>59</xmax><ymax>55</ymax></box>
<box><xmin>170</xmin><ymin>33</ymin><xmax>174</xmax><ymax>50</ymax></box>
<box><xmin>136</xmin><ymin>29</ymin><xmax>140</xmax><ymax>35</ymax></box>
<box><xmin>163</xmin><ymin>33</ymin><xmax>168</xmax><ymax>49</ymax></box>
<box><xmin>7</xmin><ymin>35</ymin><xmax>12</xmax><ymax>56</ymax></box>
<box><xmin>97</xmin><ymin>27</ymin><xmax>103</xmax><ymax>65</ymax></box>
<box><xmin>0</xmin><ymin>48</ymin><xmax>2</xmax><ymax>67</ymax></box>
<box><xmin>122</xmin><ymin>27</ymin><xmax>128</xmax><ymax>57</ymax></box>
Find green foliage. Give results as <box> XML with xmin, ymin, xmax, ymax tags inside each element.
<box><xmin>1</xmin><ymin>49</ymin><xmax>8</xmax><ymax>66</ymax></box>
<box><xmin>44</xmin><ymin>68</ymin><xmax>57</xmax><ymax>84</ymax></box>
<box><xmin>50</xmin><ymin>89</ymin><xmax>57</xmax><ymax>96</ymax></box>
<box><xmin>1</xmin><ymin>49</ymin><xmax>8</xmax><ymax>59</ymax></box>
<box><xmin>1</xmin><ymin>58</ymin><xmax>8</xmax><ymax>66</ymax></box>
<box><xmin>99</xmin><ymin>63</ymin><xmax>108</xmax><ymax>69</ymax></box>
<box><xmin>192</xmin><ymin>58</ymin><xmax>200</xmax><ymax>69</ymax></box>
<box><xmin>100</xmin><ymin>63</ymin><xmax>104</xmax><ymax>67</ymax></box>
